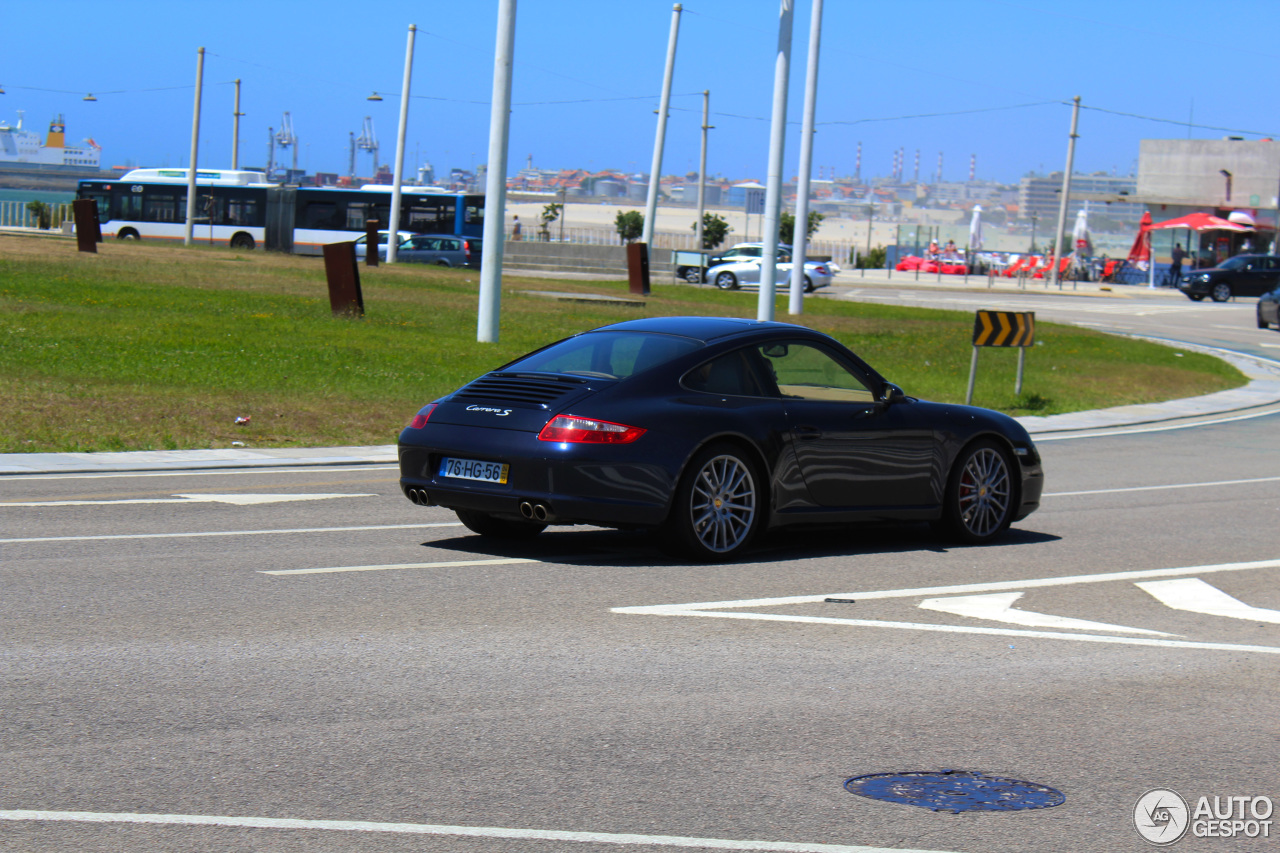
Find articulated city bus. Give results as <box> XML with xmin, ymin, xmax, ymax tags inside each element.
<box><xmin>77</xmin><ymin>169</ymin><xmax>484</xmax><ymax>254</ymax></box>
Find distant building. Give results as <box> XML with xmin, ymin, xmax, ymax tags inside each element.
<box><xmin>1018</xmin><ymin>172</ymin><xmax>1142</xmax><ymax>230</ymax></box>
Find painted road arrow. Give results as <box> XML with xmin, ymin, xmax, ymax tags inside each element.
<box><xmin>1136</xmin><ymin>578</ymin><xmax>1280</xmax><ymax>624</ymax></box>
<box><xmin>0</xmin><ymin>494</ymin><xmax>375</xmax><ymax>507</ymax></box>
<box><xmin>918</xmin><ymin>591</ymin><xmax>1175</xmax><ymax>635</ymax></box>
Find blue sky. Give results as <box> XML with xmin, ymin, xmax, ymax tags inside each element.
<box><xmin>3</xmin><ymin>0</ymin><xmax>1276</xmax><ymax>185</ymax></box>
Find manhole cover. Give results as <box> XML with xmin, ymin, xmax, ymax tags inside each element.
<box><xmin>844</xmin><ymin>770</ymin><xmax>1065</xmax><ymax>813</ymax></box>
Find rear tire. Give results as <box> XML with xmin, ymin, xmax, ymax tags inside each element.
<box><xmin>662</xmin><ymin>443</ymin><xmax>763</xmax><ymax>562</ymax></box>
<box><xmin>117</xmin><ymin>228</ymin><xmax>140</xmax><ymax>241</ymax></box>
<box><xmin>684</xmin><ymin>267</ymin><xmax>703</xmax><ymax>284</ymax></box>
<box><xmin>1258</xmin><ymin>307</ymin><xmax>1269</xmax><ymax>329</ymax></box>
<box><xmin>229</xmin><ymin>232</ymin><xmax>255</xmax><ymax>250</ymax></box>
<box><xmin>936</xmin><ymin>440</ymin><xmax>1015</xmax><ymax>545</ymax></box>
<box><xmin>803</xmin><ymin>275</ymin><xmax>815</xmax><ymax>293</ymax></box>
<box><xmin>455</xmin><ymin>509</ymin><xmax>545</xmax><ymax>540</ymax></box>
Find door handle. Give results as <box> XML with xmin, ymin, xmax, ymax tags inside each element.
<box><xmin>794</xmin><ymin>425</ymin><xmax>822</xmax><ymax>440</ymax></box>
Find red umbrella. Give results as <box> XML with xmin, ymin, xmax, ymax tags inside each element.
<box><xmin>1127</xmin><ymin>211</ymin><xmax>1152</xmax><ymax>264</ymax></box>
<box><xmin>1148</xmin><ymin>211</ymin><xmax>1253</xmax><ymax>232</ymax></box>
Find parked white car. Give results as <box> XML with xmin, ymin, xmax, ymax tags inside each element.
<box><xmin>705</xmin><ymin>257</ymin><xmax>834</xmax><ymax>292</ymax></box>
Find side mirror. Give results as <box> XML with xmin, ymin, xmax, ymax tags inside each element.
<box><xmin>882</xmin><ymin>383</ymin><xmax>907</xmax><ymax>404</ymax></box>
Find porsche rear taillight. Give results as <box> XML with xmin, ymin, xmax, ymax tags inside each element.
<box><xmin>538</xmin><ymin>414</ymin><xmax>646</xmax><ymax>444</ymax></box>
<box><xmin>408</xmin><ymin>403</ymin><xmax>437</xmax><ymax>429</ymax></box>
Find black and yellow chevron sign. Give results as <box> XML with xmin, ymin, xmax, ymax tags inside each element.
<box><xmin>972</xmin><ymin>310</ymin><xmax>1035</xmax><ymax>347</ymax></box>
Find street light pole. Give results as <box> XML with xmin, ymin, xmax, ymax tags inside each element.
<box><xmin>386</xmin><ymin>24</ymin><xmax>417</xmax><ymax>264</ymax></box>
<box><xmin>183</xmin><ymin>46</ymin><xmax>205</xmax><ymax>247</ymax></box>
<box><xmin>1048</xmin><ymin>95</ymin><xmax>1080</xmax><ymax>290</ymax></box>
<box><xmin>788</xmin><ymin>0</ymin><xmax>822</xmax><ymax>316</ymax></box>
<box><xmin>695</xmin><ymin>90</ymin><xmax>710</xmax><ymax>256</ymax></box>
<box><xmin>232</xmin><ymin>78</ymin><xmax>243</xmax><ymax>171</ymax></box>
<box><xmin>477</xmin><ymin>0</ymin><xmax>517</xmax><ymax>343</ymax></box>
<box><xmin>641</xmin><ymin>3</ymin><xmax>682</xmax><ymax>248</ymax></box>
<box><xmin>757</xmin><ymin>0</ymin><xmax>794</xmax><ymax>322</ymax></box>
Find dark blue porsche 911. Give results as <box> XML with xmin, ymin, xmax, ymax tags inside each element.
<box><xmin>398</xmin><ymin>316</ymin><xmax>1043</xmax><ymax>561</ymax></box>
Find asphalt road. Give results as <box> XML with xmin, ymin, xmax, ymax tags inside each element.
<box><xmin>3</xmin><ymin>287</ymin><xmax>1279</xmax><ymax>853</ymax></box>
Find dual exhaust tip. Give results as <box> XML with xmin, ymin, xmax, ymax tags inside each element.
<box><xmin>519</xmin><ymin>500</ymin><xmax>554</xmax><ymax>523</ymax></box>
<box><xmin>403</xmin><ymin>488</ymin><xmax>552</xmax><ymax>523</ymax></box>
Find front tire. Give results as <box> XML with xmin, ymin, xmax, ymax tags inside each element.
<box><xmin>1187</xmin><ymin>293</ymin><xmax>1205</xmax><ymax>301</ymax></box>
<box><xmin>663</xmin><ymin>444</ymin><xmax>763</xmax><ymax>561</ymax></box>
<box><xmin>937</xmin><ymin>440</ymin><xmax>1015</xmax><ymax>544</ymax></box>
<box><xmin>1258</xmin><ymin>307</ymin><xmax>1269</xmax><ymax>329</ymax></box>
<box><xmin>714</xmin><ymin>271</ymin><xmax>739</xmax><ymax>290</ymax></box>
<box><xmin>455</xmin><ymin>509</ymin><xmax>545</xmax><ymax>540</ymax></box>
<box><xmin>229</xmin><ymin>232</ymin><xmax>256</xmax><ymax>250</ymax></box>
<box><xmin>1210</xmin><ymin>282</ymin><xmax>1232</xmax><ymax>302</ymax></box>
<box><xmin>117</xmin><ymin>228</ymin><xmax>140</xmax><ymax>241</ymax></box>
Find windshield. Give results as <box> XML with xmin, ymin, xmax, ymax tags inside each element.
<box><xmin>504</xmin><ymin>331</ymin><xmax>702</xmax><ymax>380</ymax></box>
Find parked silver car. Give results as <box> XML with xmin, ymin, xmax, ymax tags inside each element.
<box><xmin>354</xmin><ymin>231</ymin><xmax>475</xmax><ymax>267</ymax></box>
<box><xmin>705</xmin><ymin>257</ymin><xmax>834</xmax><ymax>292</ymax></box>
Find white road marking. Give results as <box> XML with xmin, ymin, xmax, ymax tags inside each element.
<box><xmin>0</xmin><ymin>810</ymin><xmax>951</xmax><ymax>853</ymax></box>
<box><xmin>1045</xmin><ymin>474</ymin><xmax>1280</xmax><ymax>497</ymax></box>
<box><xmin>1136</xmin><ymin>578</ymin><xmax>1280</xmax><ymax>625</ymax></box>
<box><xmin>613</xmin><ymin>558</ymin><xmax>1280</xmax><ymax>654</ymax></box>
<box><xmin>0</xmin><ymin>522</ymin><xmax>461</xmax><ymax>545</ymax></box>
<box><xmin>0</xmin><ymin>465</ymin><xmax>400</xmax><ymax>482</ymax></box>
<box><xmin>918</xmin><ymin>591</ymin><xmax>1174</xmax><ymax>636</ymax></box>
<box><xmin>261</xmin><ymin>558</ymin><xmax>540</xmax><ymax>575</ymax></box>
<box><xmin>0</xmin><ymin>493</ymin><xmax>374</xmax><ymax>508</ymax></box>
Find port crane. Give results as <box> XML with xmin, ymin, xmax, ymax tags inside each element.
<box><xmin>354</xmin><ymin>116</ymin><xmax>378</xmax><ymax>178</ymax></box>
<box><xmin>275</xmin><ymin>112</ymin><xmax>298</xmax><ymax>174</ymax></box>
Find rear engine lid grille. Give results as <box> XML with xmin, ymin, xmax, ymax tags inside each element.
<box><xmin>455</xmin><ymin>373</ymin><xmax>592</xmax><ymax>406</ymax></box>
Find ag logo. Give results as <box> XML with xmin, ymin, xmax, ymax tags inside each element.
<box><xmin>1135</xmin><ymin>789</ymin><xmax>1190</xmax><ymax>845</ymax></box>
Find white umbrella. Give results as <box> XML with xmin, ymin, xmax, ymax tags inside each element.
<box><xmin>1072</xmin><ymin>207</ymin><xmax>1091</xmax><ymax>255</ymax></box>
<box><xmin>968</xmin><ymin>204</ymin><xmax>983</xmax><ymax>251</ymax></box>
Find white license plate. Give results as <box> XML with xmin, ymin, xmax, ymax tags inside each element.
<box><xmin>438</xmin><ymin>457</ymin><xmax>509</xmax><ymax>484</ymax></box>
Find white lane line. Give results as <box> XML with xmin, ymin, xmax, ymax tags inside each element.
<box><xmin>0</xmin><ymin>465</ymin><xmax>400</xmax><ymax>482</ymax></box>
<box><xmin>0</xmin><ymin>493</ymin><xmax>374</xmax><ymax>508</ymax></box>
<box><xmin>918</xmin><ymin>591</ymin><xmax>1174</xmax><ymax>636</ymax></box>
<box><xmin>0</xmin><ymin>810</ymin><xmax>950</xmax><ymax>853</ymax></box>
<box><xmin>1136</xmin><ymin>578</ymin><xmax>1280</xmax><ymax>625</ymax></box>
<box><xmin>261</xmin><ymin>558</ymin><xmax>540</xmax><ymax>575</ymax></box>
<box><xmin>0</xmin><ymin>522</ymin><xmax>461</xmax><ymax>545</ymax></box>
<box><xmin>1045</xmin><ymin>474</ymin><xmax>1280</xmax><ymax>497</ymax></box>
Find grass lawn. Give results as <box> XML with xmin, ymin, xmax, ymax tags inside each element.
<box><xmin>0</xmin><ymin>234</ymin><xmax>1245</xmax><ymax>453</ymax></box>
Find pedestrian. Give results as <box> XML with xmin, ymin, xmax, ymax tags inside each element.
<box><xmin>1168</xmin><ymin>243</ymin><xmax>1187</xmax><ymax>286</ymax></box>
<box><xmin>512</xmin><ymin>215</ymin><xmax>522</xmax><ymax>241</ymax></box>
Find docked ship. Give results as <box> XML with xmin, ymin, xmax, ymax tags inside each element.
<box><xmin>0</xmin><ymin>112</ymin><xmax>101</xmax><ymax>169</ymax></box>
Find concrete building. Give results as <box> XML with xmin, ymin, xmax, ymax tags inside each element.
<box><xmin>1137</xmin><ymin>138</ymin><xmax>1280</xmax><ymax>228</ymax></box>
<box><xmin>1018</xmin><ymin>172</ymin><xmax>1142</xmax><ymax>230</ymax></box>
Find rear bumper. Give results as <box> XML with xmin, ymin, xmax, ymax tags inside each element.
<box><xmin>398</xmin><ymin>424</ymin><xmax>676</xmax><ymax>527</ymax></box>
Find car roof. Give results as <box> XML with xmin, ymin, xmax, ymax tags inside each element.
<box><xmin>593</xmin><ymin>316</ymin><xmax>810</xmax><ymax>343</ymax></box>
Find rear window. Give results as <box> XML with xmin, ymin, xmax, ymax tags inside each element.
<box><xmin>504</xmin><ymin>331</ymin><xmax>701</xmax><ymax>380</ymax></box>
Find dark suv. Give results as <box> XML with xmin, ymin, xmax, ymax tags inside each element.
<box><xmin>1178</xmin><ymin>254</ymin><xmax>1280</xmax><ymax>302</ymax></box>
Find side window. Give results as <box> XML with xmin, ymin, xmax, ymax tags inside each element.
<box><xmin>761</xmin><ymin>342</ymin><xmax>875</xmax><ymax>403</ymax></box>
<box><xmin>684</xmin><ymin>350</ymin><xmax>766</xmax><ymax>397</ymax></box>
